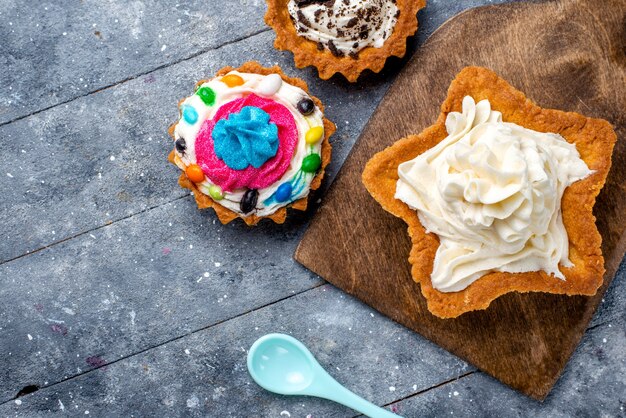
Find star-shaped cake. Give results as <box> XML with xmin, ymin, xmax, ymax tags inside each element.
<box><xmin>362</xmin><ymin>66</ymin><xmax>617</xmax><ymax>318</ymax></box>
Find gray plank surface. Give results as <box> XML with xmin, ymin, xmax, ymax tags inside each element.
<box><xmin>1</xmin><ymin>0</ymin><xmax>624</xmax><ymax>416</ymax></box>
<box><xmin>0</xmin><ymin>28</ymin><xmax>393</xmax><ymax>264</ymax></box>
<box><xmin>0</xmin><ymin>285</ymin><xmax>473</xmax><ymax>418</ymax></box>
<box><xmin>1</xmin><ymin>284</ymin><xmax>624</xmax><ymax>417</ymax></box>
<box><xmin>0</xmin><ymin>196</ymin><xmax>324</xmax><ymax>403</ymax></box>
<box><xmin>0</xmin><ymin>0</ymin><xmax>269</xmax><ymax>124</ymax></box>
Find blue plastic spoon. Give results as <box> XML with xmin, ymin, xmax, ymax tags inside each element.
<box><xmin>247</xmin><ymin>333</ymin><xmax>402</xmax><ymax>418</ymax></box>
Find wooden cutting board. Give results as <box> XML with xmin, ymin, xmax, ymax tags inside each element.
<box><xmin>295</xmin><ymin>0</ymin><xmax>626</xmax><ymax>400</ymax></box>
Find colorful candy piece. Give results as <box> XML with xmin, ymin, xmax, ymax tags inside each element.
<box><xmin>197</xmin><ymin>86</ymin><xmax>216</xmax><ymax>106</ymax></box>
<box><xmin>297</xmin><ymin>98</ymin><xmax>315</xmax><ymax>115</ymax></box>
<box><xmin>274</xmin><ymin>182</ymin><xmax>293</xmax><ymax>202</ymax></box>
<box><xmin>240</xmin><ymin>189</ymin><xmax>258</xmax><ymax>214</ymax></box>
<box><xmin>208</xmin><ymin>184</ymin><xmax>224</xmax><ymax>200</ymax></box>
<box><xmin>221</xmin><ymin>74</ymin><xmax>245</xmax><ymax>87</ymax></box>
<box><xmin>182</xmin><ymin>105</ymin><xmax>198</xmax><ymax>124</ymax></box>
<box><xmin>301</xmin><ymin>154</ymin><xmax>322</xmax><ymax>173</ymax></box>
<box><xmin>186</xmin><ymin>164</ymin><xmax>205</xmax><ymax>183</ymax></box>
<box><xmin>257</xmin><ymin>74</ymin><xmax>283</xmax><ymax>96</ymax></box>
<box><xmin>305</xmin><ymin>126</ymin><xmax>324</xmax><ymax>145</ymax></box>
<box><xmin>175</xmin><ymin>138</ymin><xmax>186</xmax><ymax>153</ymax></box>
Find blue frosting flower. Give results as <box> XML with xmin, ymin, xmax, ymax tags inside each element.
<box><xmin>212</xmin><ymin>106</ymin><xmax>279</xmax><ymax>170</ymax></box>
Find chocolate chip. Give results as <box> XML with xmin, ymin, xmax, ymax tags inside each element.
<box><xmin>296</xmin><ymin>10</ymin><xmax>312</xmax><ymax>28</ymax></box>
<box><xmin>327</xmin><ymin>40</ymin><xmax>344</xmax><ymax>57</ymax></box>
<box><xmin>175</xmin><ymin>138</ymin><xmax>186</xmax><ymax>153</ymax></box>
<box><xmin>294</xmin><ymin>0</ymin><xmax>329</xmax><ymax>5</ymax></box>
<box><xmin>345</xmin><ymin>17</ymin><xmax>358</xmax><ymax>28</ymax></box>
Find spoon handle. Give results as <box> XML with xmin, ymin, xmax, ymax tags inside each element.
<box><xmin>311</xmin><ymin>373</ymin><xmax>402</xmax><ymax>418</ymax></box>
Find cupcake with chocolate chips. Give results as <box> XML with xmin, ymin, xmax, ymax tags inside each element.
<box><xmin>168</xmin><ymin>62</ymin><xmax>335</xmax><ymax>225</ymax></box>
<box><xmin>265</xmin><ymin>0</ymin><xmax>426</xmax><ymax>82</ymax></box>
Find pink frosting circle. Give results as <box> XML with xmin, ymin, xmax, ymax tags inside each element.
<box><xmin>195</xmin><ymin>94</ymin><xmax>298</xmax><ymax>192</ymax></box>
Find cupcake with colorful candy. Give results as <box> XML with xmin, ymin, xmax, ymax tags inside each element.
<box><xmin>168</xmin><ymin>62</ymin><xmax>335</xmax><ymax>225</ymax></box>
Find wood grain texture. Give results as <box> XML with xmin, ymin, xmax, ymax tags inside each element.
<box><xmin>295</xmin><ymin>0</ymin><xmax>626</xmax><ymax>400</ymax></box>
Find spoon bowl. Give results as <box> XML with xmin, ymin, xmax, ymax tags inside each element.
<box><xmin>247</xmin><ymin>334</ymin><xmax>315</xmax><ymax>394</ymax></box>
<box><xmin>247</xmin><ymin>333</ymin><xmax>402</xmax><ymax>418</ymax></box>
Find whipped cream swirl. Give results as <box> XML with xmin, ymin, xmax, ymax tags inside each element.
<box><xmin>396</xmin><ymin>96</ymin><xmax>592</xmax><ymax>292</ymax></box>
<box><xmin>287</xmin><ymin>0</ymin><xmax>399</xmax><ymax>57</ymax></box>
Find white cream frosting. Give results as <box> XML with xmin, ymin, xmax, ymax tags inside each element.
<box><xmin>396</xmin><ymin>96</ymin><xmax>592</xmax><ymax>292</ymax></box>
<box><xmin>287</xmin><ymin>0</ymin><xmax>399</xmax><ymax>56</ymax></box>
<box><xmin>173</xmin><ymin>71</ymin><xmax>324</xmax><ymax>217</ymax></box>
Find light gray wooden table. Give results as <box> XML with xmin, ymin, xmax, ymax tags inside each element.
<box><xmin>0</xmin><ymin>1</ymin><xmax>624</xmax><ymax>416</ymax></box>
